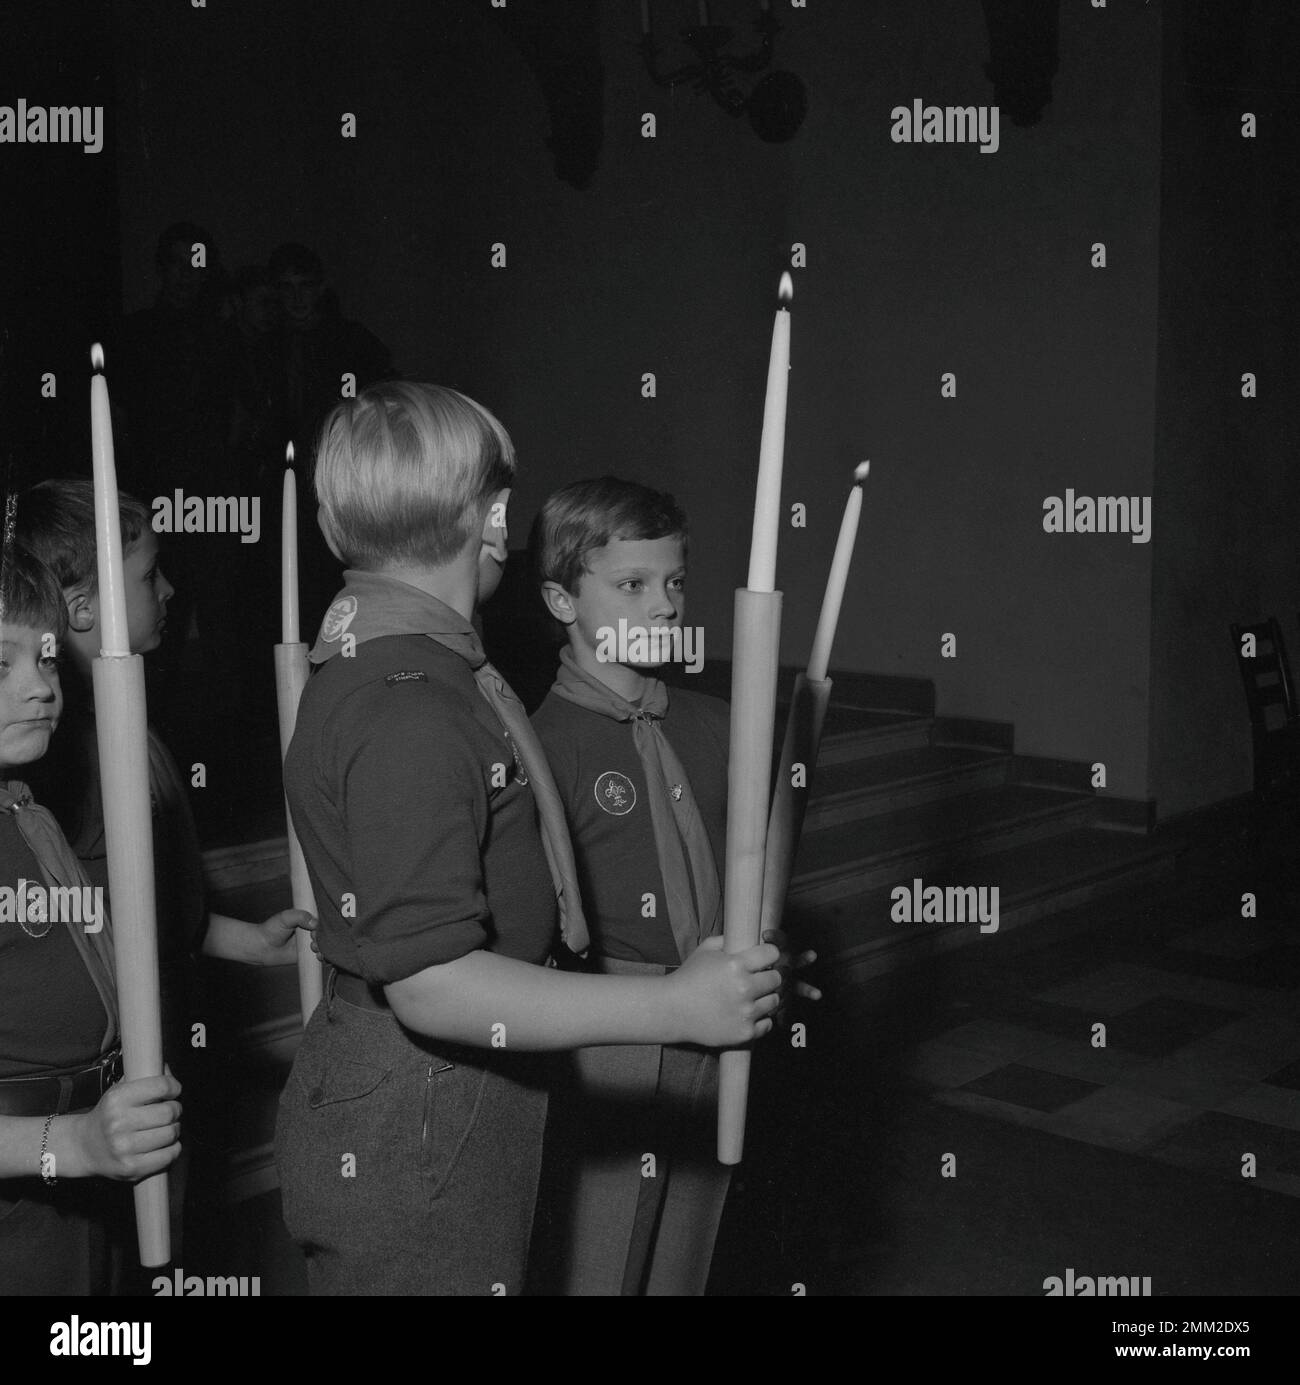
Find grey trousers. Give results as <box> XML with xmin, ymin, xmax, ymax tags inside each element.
<box><xmin>0</xmin><ymin>1178</ymin><xmax>127</xmax><ymax>1295</ymax></box>
<box><xmin>275</xmin><ymin>980</ymin><xmax>548</xmax><ymax>1296</ymax></box>
<box><xmin>538</xmin><ymin>958</ymin><xmax>732</xmax><ymax>1296</ymax></box>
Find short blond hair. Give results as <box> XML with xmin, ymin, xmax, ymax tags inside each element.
<box><xmin>314</xmin><ymin>382</ymin><xmax>516</xmax><ymax>569</ymax></box>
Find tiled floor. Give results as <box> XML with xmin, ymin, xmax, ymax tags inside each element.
<box><xmin>899</xmin><ymin>856</ymin><xmax>1300</xmax><ymax>1199</ymax></box>
<box><xmin>708</xmin><ymin>811</ymin><xmax>1300</xmax><ymax>1295</ymax></box>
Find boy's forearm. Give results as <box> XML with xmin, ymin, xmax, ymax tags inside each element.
<box><xmin>0</xmin><ymin>1114</ymin><xmax>46</xmax><ymax>1179</ymax></box>
<box><xmin>0</xmin><ymin>1113</ymin><xmax>83</xmax><ymax>1180</ymax></box>
<box><xmin>202</xmin><ymin>914</ymin><xmax>269</xmax><ymax>965</ymax></box>
<box><xmin>385</xmin><ymin>950</ymin><xmax>685</xmax><ymax>1050</ymax></box>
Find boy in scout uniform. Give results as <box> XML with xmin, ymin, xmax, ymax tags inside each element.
<box><xmin>274</xmin><ymin>383</ymin><xmax>783</xmax><ymax>1295</ymax></box>
<box><xmin>0</xmin><ymin>543</ymin><xmax>183</xmax><ymax>1295</ymax></box>
<box><xmin>529</xmin><ymin>476</ymin><xmax>818</xmax><ymax>1295</ymax></box>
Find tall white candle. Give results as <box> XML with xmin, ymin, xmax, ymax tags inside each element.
<box><xmin>281</xmin><ymin>445</ymin><xmax>299</xmax><ymax>645</ymax></box>
<box><xmin>746</xmin><ymin>273</ymin><xmax>793</xmax><ymax>593</ymax></box>
<box><xmin>89</xmin><ymin>345</ymin><xmax>131</xmax><ymax>657</ymax></box>
<box><xmin>88</xmin><ymin>341</ymin><xmax>170</xmax><ymax>1263</ymax></box>
<box><xmin>806</xmin><ymin>461</ymin><xmax>868</xmax><ymax>682</ymax></box>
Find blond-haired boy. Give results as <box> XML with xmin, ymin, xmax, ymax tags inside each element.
<box><xmin>275</xmin><ymin>382</ymin><xmax>782</xmax><ymax>1295</ymax></box>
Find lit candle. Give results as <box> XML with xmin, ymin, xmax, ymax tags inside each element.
<box><xmin>746</xmin><ymin>273</ymin><xmax>792</xmax><ymax>593</ymax></box>
<box><xmin>281</xmin><ymin>445</ymin><xmax>299</xmax><ymax>645</ymax></box>
<box><xmin>274</xmin><ymin>438</ymin><xmax>322</xmax><ymax>1023</ymax></box>
<box><xmin>719</xmin><ymin>273</ymin><xmax>795</xmax><ymax>1164</ymax></box>
<box><xmin>89</xmin><ymin>345</ymin><xmax>130</xmax><ymax>657</ymax></box>
<box><xmin>805</xmin><ymin>461</ymin><xmax>868</xmax><ymax>682</ymax></box>
<box><xmin>88</xmin><ymin>342</ymin><xmax>170</xmax><ymax>1266</ymax></box>
<box><xmin>758</xmin><ymin>462</ymin><xmax>869</xmax><ymax>955</ymax></box>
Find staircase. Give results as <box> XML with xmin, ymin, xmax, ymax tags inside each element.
<box><xmin>773</xmin><ymin>679</ymin><xmax>1173</xmax><ymax>987</ymax></box>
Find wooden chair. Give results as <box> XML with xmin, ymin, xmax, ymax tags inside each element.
<box><xmin>1230</xmin><ymin>617</ymin><xmax>1300</xmax><ymax>802</ymax></box>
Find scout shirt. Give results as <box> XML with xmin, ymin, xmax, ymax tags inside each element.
<box><xmin>531</xmin><ymin>682</ymin><xmax>729</xmax><ymax>967</ymax></box>
<box><xmin>0</xmin><ymin>785</ymin><xmax>114</xmax><ymax>1077</ymax></box>
<box><xmin>28</xmin><ymin>701</ymin><xmax>205</xmax><ymax>1075</ymax></box>
<box><xmin>283</xmin><ymin>571</ymin><xmax>555</xmax><ymax>985</ymax></box>
<box><xmin>0</xmin><ymin>808</ymin><xmax>106</xmax><ymax>1074</ymax></box>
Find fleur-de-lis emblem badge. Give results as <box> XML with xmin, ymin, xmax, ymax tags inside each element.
<box><xmin>594</xmin><ymin>771</ymin><xmax>636</xmax><ymax>816</ymax></box>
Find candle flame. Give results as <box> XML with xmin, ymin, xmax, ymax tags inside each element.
<box><xmin>778</xmin><ymin>271</ymin><xmax>794</xmax><ymax>304</ymax></box>
<box><xmin>285</xmin><ymin>441</ymin><xmax>295</xmax><ymax>466</ymax></box>
<box><xmin>854</xmin><ymin>460</ymin><xmax>870</xmax><ymax>482</ymax></box>
<box><xmin>90</xmin><ymin>342</ymin><xmax>105</xmax><ymax>371</ymax></box>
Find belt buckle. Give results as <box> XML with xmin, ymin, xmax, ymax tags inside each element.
<box><xmin>101</xmin><ymin>1049</ymin><xmax>124</xmax><ymax>1094</ymax></box>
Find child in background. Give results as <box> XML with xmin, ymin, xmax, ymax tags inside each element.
<box><xmin>529</xmin><ymin>476</ymin><xmax>818</xmax><ymax>1295</ymax></box>
<box><xmin>275</xmin><ymin>381</ymin><xmax>782</xmax><ymax>1295</ymax></box>
<box><xmin>17</xmin><ymin>479</ymin><xmax>313</xmax><ymax>979</ymax></box>
<box><xmin>18</xmin><ymin>479</ymin><xmax>313</xmax><ymax>1269</ymax></box>
<box><xmin>0</xmin><ymin>542</ymin><xmax>182</xmax><ymax>1295</ymax></box>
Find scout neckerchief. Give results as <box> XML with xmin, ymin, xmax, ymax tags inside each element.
<box><xmin>311</xmin><ymin>570</ymin><xmax>590</xmax><ymax>956</ymax></box>
<box><xmin>0</xmin><ymin>780</ymin><xmax>119</xmax><ymax>1051</ymax></box>
<box><xmin>550</xmin><ymin>646</ymin><xmax>722</xmax><ymax>963</ymax></box>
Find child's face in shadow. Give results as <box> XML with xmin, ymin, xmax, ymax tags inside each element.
<box><xmin>159</xmin><ymin>240</ymin><xmax>208</xmax><ymax>312</ymax></box>
<box><xmin>0</xmin><ymin>623</ymin><xmax>62</xmax><ymax>770</ymax></box>
<box><xmin>239</xmin><ymin>284</ymin><xmax>281</xmax><ymax>336</ymax></box>
<box><xmin>277</xmin><ymin>271</ymin><xmax>325</xmax><ymax>328</ymax></box>
<box><xmin>108</xmin><ymin>533</ymin><xmax>173</xmax><ymax>654</ymax></box>
<box><xmin>566</xmin><ymin>535</ymin><xmax>687</xmax><ymax>670</ymax></box>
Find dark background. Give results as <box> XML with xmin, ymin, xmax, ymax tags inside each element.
<box><xmin>3</xmin><ymin>0</ymin><xmax>1297</xmax><ymax>821</ymax></box>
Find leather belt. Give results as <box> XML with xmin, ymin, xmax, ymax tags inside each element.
<box><xmin>331</xmin><ymin>969</ymin><xmax>390</xmax><ymax>1011</ymax></box>
<box><xmin>0</xmin><ymin>1048</ymin><xmax>124</xmax><ymax>1117</ymax></box>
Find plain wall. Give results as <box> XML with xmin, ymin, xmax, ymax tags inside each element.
<box><xmin>113</xmin><ymin>0</ymin><xmax>1167</xmax><ymax>797</ymax></box>
<box><xmin>1147</xmin><ymin>3</ymin><xmax>1300</xmax><ymax>819</ymax></box>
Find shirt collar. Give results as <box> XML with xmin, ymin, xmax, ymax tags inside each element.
<box><xmin>309</xmin><ymin>570</ymin><xmax>485</xmax><ymax>668</ymax></box>
<box><xmin>552</xmin><ymin>646</ymin><xmax>670</xmax><ymax>722</ymax></box>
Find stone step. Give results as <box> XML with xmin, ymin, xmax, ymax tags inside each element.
<box><xmin>786</xmin><ymin>827</ymin><xmax>1175</xmax><ymax>984</ymax></box>
<box><xmin>789</xmin><ymin>783</ymin><xmax>1098</xmax><ymax>906</ymax></box>
<box><xmin>814</xmin><ymin>707</ymin><xmax>934</xmax><ymax>764</ymax></box>
<box><xmin>806</xmin><ymin>744</ymin><xmax>1012</xmax><ymax>829</ymax></box>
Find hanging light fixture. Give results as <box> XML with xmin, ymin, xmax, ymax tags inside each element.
<box><xmin>638</xmin><ymin>0</ymin><xmax>808</xmax><ymax>143</ymax></box>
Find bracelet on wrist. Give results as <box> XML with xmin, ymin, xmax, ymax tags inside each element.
<box><xmin>39</xmin><ymin>1112</ymin><xmax>58</xmax><ymax>1187</ymax></box>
